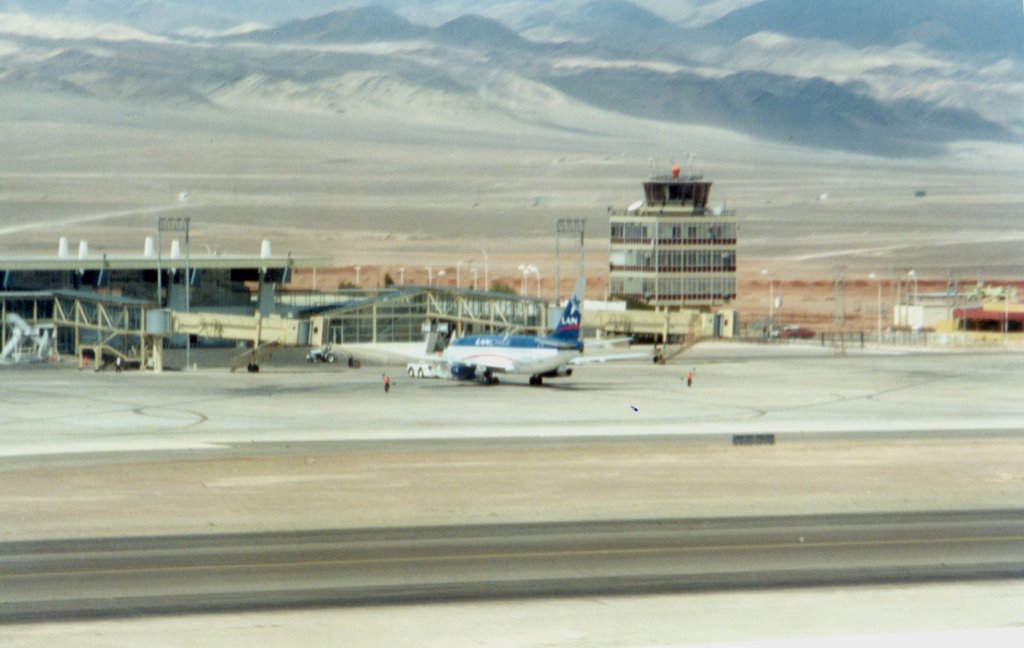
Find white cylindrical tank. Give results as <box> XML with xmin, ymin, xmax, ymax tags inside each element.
<box><xmin>170</xmin><ymin>239</ymin><xmax>181</xmax><ymax>259</ymax></box>
<box><xmin>144</xmin><ymin>236</ymin><xmax>155</xmax><ymax>258</ymax></box>
<box><xmin>78</xmin><ymin>240</ymin><xmax>89</xmax><ymax>260</ymax></box>
<box><xmin>58</xmin><ymin>237</ymin><xmax>69</xmax><ymax>258</ymax></box>
<box><xmin>260</xmin><ymin>239</ymin><xmax>272</xmax><ymax>259</ymax></box>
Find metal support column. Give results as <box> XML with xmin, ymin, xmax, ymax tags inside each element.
<box><xmin>158</xmin><ymin>216</ymin><xmax>191</xmax><ymax>368</ymax></box>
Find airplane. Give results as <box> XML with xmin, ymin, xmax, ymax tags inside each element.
<box><xmin>442</xmin><ymin>293</ymin><xmax>585</xmax><ymax>385</ymax></box>
<box><xmin>330</xmin><ymin>282</ymin><xmax>650</xmax><ymax>386</ymax></box>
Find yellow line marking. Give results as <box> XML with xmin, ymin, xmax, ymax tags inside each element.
<box><xmin>3</xmin><ymin>535</ymin><xmax>1023</xmax><ymax>580</ymax></box>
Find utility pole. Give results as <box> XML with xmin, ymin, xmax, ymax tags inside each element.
<box><xmin>832</xmin><ymin>265</ymin><xmax>847</xmax><ymax>353</ymax></box>
<box><xmin>480</xmin><ymin>249</ymin><xmax>489</xmax><ymax>292</ymax></box>
<box><xmin>870</xmin><ymin>273</ymin><xmax>882</xmax><ymax>346</ymax></box>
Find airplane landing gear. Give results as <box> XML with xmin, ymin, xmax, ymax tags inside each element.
<box><xmin>479</xmin><ymin>369</ymin><xmax>499</xmax><ymax>385</ymax></box>
<box><xmin>529</xmin><ymin>374</ymin><xmax>543</xmax><ymax>386</ymax></box>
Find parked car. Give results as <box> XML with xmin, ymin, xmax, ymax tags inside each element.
<box><xmin>778</xmin><ymin>325</ymin><xmax>816</xmax><ymax>339</ymax></box>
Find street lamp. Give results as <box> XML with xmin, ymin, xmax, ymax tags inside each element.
<box><xmin>517</xmin><ymin>264</ymin><xmax>538</xmax><ymax>297</ymax></box>
<box><xmin>761</xmin><ymin>269</ymin><xmax>774</xmax><ymax>338</ymax></box>
<box><xmin>869</xmin><ymin>273</ymin><xmax>882</xmax><ymax>346</ymax></box>
<box><xmin>1005</xmin><ymin>284</ymin><xmax>1010</xmax><ymax>345</ymax></box>
<box><xmin>354</xmin><ymin>266</ymin><xmax>361</xmax><ymax>287</ymax></box>
<box><xmin>437</xmin><ymin>269</ymin><xmax>446</xmax><ymax>287</ymax></box>
<box><xmin>480</xmin><ymin>248</ymin><xmax>489</xmax><ymax>291</ymax></box>
<box><xmin>399</xmin><ymin>267</ymin><xmax>405</xmax><ymax>285</ymax></box>
<box><xmin>425</xmin><ymin>266</ymin><xmax>433</xmax><ymax>286</ymax></box>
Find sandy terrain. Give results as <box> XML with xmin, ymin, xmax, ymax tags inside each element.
<box><xmin>3</xmin><ymin>435</ymin><xmax>1021</xmax><ymax>541</ymax></box>
<box><xmin>1</xmin><ymin>91</ymin><xmax>1022</xmax><ymax>333</ymax></box>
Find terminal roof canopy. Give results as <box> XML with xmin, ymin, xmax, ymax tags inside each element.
<box><xmin>0</xmin><ymin>255</ymin><xmax>331</xmax><ymax>272</ymax></box>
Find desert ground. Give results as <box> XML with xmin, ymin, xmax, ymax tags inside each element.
<box><xmin>2</xmin><ymin>89</ymin><xmax>1022</xmax><ymax>332</ymax></box>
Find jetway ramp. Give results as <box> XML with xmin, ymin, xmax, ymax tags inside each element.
<box><xmin>147</xmin><ymin>311</ymin><xmax>307</xmax><ymax>372</ymax></box>
<box><xmin>171</xmin><ymin>312</ymin><xmax>303</xmax><ymax>346</ymax></box>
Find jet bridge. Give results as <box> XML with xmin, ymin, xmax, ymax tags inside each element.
<box><xmin>146</xmin><ymin>309</ymin><xmax>306</xmax><ymax>372</ymax></box>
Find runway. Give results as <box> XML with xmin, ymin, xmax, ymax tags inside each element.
<box><xmin>3</xmin><ymin>509</ymin><xmax>1021</xmax><ymax>623</ymax></box>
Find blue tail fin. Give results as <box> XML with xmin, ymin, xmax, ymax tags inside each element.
<box><xmin>548</xmin><ymin>295</ymin><xmax>581</xmax><ymax>343</ymax></box>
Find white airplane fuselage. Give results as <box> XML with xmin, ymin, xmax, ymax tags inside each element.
<box><xmin>439</xmin><ymin>293</ymin><xmax>583</xmax><ymax>384</ymax></box>
<box><xmin>442</xmin><ymin>335</ymin><xmax>583</xmax><ymax>379</ymax></box>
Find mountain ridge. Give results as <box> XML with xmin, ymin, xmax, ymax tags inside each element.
<box><xmin>0</xmin><ymin>1</ymin><xmax>1017</xmax><ymax>157</ymax></box>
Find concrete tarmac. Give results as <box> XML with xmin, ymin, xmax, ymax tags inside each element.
<box><xmin>1</xmin><ymin>342</ymin><xmax>1022</xmax><ymax>645</ymax></box>
<box><xmin>2</xmin><ymin>343</ymin><xmax>1023</xmax><ymax>457</ymax></box>
<box><xmin>4</xmin><ymin>511</ymin><xmax>1022</xmax><ymax>623</ymax></box>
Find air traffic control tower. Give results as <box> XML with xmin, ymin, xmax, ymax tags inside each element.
<box><xmin>609</xmin><ymin>165</ymin><xmax>737</xmax><ymax>309</ymax></box>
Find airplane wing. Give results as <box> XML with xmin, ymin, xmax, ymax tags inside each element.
<box><xmin>570</xmin><ymin>350</ymin><xmax>653</xmax><ymax>365</ymax></box>
<box><xmin>582</xmin><ymin>336</ymin><xmax>634</xmax><ymax>349</ymax></box>
<box><xmin>330</xmin><ymin>343</ymin><xmax>520</xmax><ymax>375</ymax></box>
<box><xmin>329</xmin><ymin>344</ymin><xmax>420</xmax><ymax>364</ymax></box>
<box><xmin>453</xmin><ymin>353</ymin><xmax>516</xmax><ymax>373</ymax></box>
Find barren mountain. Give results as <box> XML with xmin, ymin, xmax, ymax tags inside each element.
<box><xmin>0</xmin><ymin>2</ymin><xmax>1017</xmax><ymax>156</ymax></box>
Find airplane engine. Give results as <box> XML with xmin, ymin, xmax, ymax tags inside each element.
<box><xmin>450</xmin><ymin>364</ymin><xmax>477</xmax><ymax>381</ymax></box>
<box><xmin>540</xmin><ymin>366</ymin><xmax>573</xmax><ymax>378</ymax></box>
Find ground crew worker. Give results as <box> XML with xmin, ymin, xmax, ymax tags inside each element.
<box><xmin>383</xmin><ymin>373</ymin><xmax>391</xmax><ymax>393</ymax></box>
<box><xmin>115</xmin><ymin>356</ymin><xmax>123</xmax><ymax>373</ymax></box>
<box><xmin>685</xmin><ymin>370</ymin><xmax>693</xmax><ymax>387</ymax></box>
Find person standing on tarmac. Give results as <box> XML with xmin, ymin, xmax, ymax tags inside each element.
<box><xmin>383</xmin><ymin>373</ymin><xmax>391</xmax><ymax>393</ymax></box>
<box><xmin>685</xmin><ymin>369</ymin><xmax>693</xmax><ymax>388</ymax></box>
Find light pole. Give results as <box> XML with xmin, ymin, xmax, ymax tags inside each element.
<box><xmin>480</xmin><ymin>248</ymin><xmax>489</xmax><ymax>291</ymax></box>
<box><xmin>399</xmin><ymin>267</ymin><xmax>405</xmax><ymax>285</ymax></box>
<box><xmin>354</xmin><ymin>266</ymin><xmax>361</xmax><ymax>287</ymax></box>
<box><xmin>471</xmin><ymin>268</ymin><xmax>478</xmax><ymax>291</ymax></box>
<box><xmin>425</xmin><ymin>266</ymin><xmax>433</xmax><ymax>286</ymax></box>
<box><xmin>532</xmin><ymin>266</ymin><xmax>541</xmax><ymax>298</ymax></box>
<box><xmin>761</xmin><ymin>269</ymin><xmax>774</xmax><ymax>338</ymax></box>
<box><xmin>456</xmin><ymin>260</ymin><xmax>463</xmax><ymax>289</ymax></box>
<box><xmin>1005</xmin><ymin>285</ymin><xmax>1010</xmax><ymax>345</ymax></box>
<box><xmin>518</xmin><ymin>264</ymin><xmax>529</xmax><ymax>296</ymax></box>
<box><xmin>437</xmin><ymin>269</ymin><xmax>446</xmax><ymax>287</ymax></box>
<box><xmin>870</xmin><ymin>273</ymin><xmax>882</xmax><ymax>346</ymax></box>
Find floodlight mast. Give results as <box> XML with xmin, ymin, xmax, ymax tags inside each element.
<box><xmin>555</xmin><ymin>218</ymin><xmax>586</xmax><ymax>305</ymax></box>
